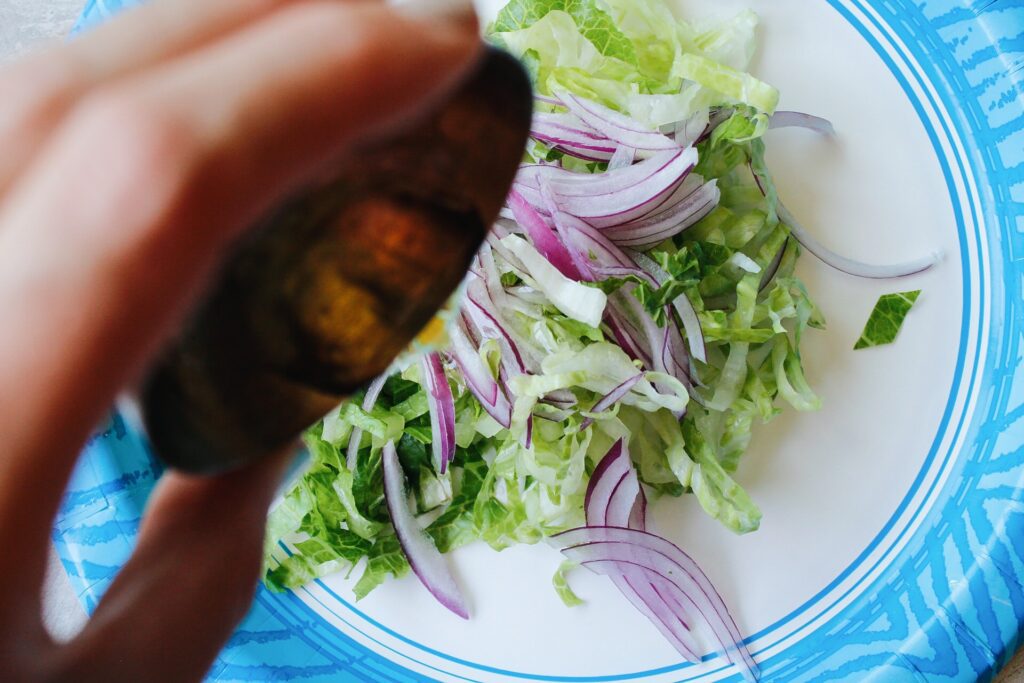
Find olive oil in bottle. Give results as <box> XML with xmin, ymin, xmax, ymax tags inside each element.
<box><xmin>139</xmin><ymin>47</ymin><xmax>532</xmax><ymax>473</ymax></box>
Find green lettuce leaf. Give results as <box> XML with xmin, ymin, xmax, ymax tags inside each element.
<box><xmin>493</xmin><ymin>0</ymin><xmax>638</xmax><ymax>63</ymax></box>
<box><xmin>854</xmin><ymin>290</ymin><xmax>922</xmax><ymax>350</ymax></box>
<box><xmin>489</xmin><ymin>0</ymin><xmax>777</xmax><ymax>126</ymax></box>
<box><xmin>553</xmin><ymin>560</ymin><xmax>585</xmax><ymax>607</ymax></box>
<box><xmin>353</xmin><ymin>534</ymin><xmax>410</xmax><ymax>600</ymax></box>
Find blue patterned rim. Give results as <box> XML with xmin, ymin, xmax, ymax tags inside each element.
<box><xmin>55</xmin><ymin>1</ymin><xmax>1024</xmax><ymax>681</ymax></box>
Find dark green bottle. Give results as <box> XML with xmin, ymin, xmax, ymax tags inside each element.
<box><xmin>139</xmin><ymin>48</ymin><xmax>532</xmax><ymax>473</ymax></box>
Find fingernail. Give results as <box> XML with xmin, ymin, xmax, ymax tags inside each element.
<box><xmin>388</xmin><ymin>0</ymin><xmax>478</xmax><ymax>31</ymax></box>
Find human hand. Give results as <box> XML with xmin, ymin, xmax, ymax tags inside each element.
<box><xmin>0</xmin><ymin>1</ymin><xmax>479</xmax><ymax>680</ymax></box>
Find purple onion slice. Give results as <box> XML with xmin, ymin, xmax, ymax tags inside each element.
<box><xmin>608</xmin><ymin>145</ymin><xmax>637</xmax><ymax>170</ymax></box>
<box><xmin>557</xmin><ymin>527</ymin><xmax>757</xmax><ymax>679</ymax></box>
<box><xmin>421</xmin><ymin>352</ymin><xmax>456</xmax><ymax>474</ymax></box>
<box><xmin>632</xmin><ymin>252</ymin><xmax>708</xmax><ymax>365</ymax></box>
<box><xmin>778</xmin><ymin>203</ymin><xmax>939</xmax><ymax>279</ymax></box>
<box><xmin>448</xmin><ymin>321</ymin><xmax>498</xmax><ymax>407</ymax></box>
<box><xmin>627</xmin><ymin>486</ymin><xmax>648</xmax><ymax>531</ymax></box>
<box><xmin>580</xmin><ymin>375</ymin><xmax>643</xmax><ymax>431</ymax></box>
<box><xmin>559</xmin><ymin>92</ymin><xmax>680</xmax><ymax>151</ymax></box>
<box><xmin>612</xmin><ymin>571</ymin><xmax>702</xmax><ymax>662</ymax></box>
<box><xmin>548</xmin><ymin>150</ymin><xmax>697</xmax><ymax>227</ymax></box>
<box><xmin>583</xmin><ymin>439</ymin><xmax>629</xmax><ymax>521</ymax></box>
<box><xmin>382</xmin><ymin>441</ymin><xmax>469</xmax><ymax>619</ymax></box>
<box><xmin>602</xmin><ymin>180</ymin><xmax>720</xmax><ymax>249</ymax></box>
<box><xmin>769</xmin><ymin>111</ymin><xmax>835</xmax><ymax>136</ymax></box>
<box><xmin>507</xmin><ymin>189</ymin><xmax>582</xmax><ymax>279</ymax></box>
<box><xmin>345</xmin><ymin>374</ymin><xmax>388</xmax><ymax>471</ymax></box>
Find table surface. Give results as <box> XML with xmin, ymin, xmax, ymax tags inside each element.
<box><xmin>3</xmin><ymin>0</ymin><xmax>1022</xmax><ymax>680</ymax></box>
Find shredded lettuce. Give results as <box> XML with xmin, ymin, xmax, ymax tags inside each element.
<box><xmin>501</xmin><ymin>234</ymin><xmax>608</xmax><ymax>327</ymax></box>
<box><xmin>490</xmin><ymin>0</ymin><xmax>778</xmax><ymax>127</ymax></box>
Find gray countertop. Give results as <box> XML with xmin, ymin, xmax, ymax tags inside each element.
<box><xmin>2</xmin><ymin>0</ymin><xmax>1022</xmax><ymax>679</ymax></box>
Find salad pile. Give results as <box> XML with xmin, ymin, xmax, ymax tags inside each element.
<box><xmin>263</xmin><ymin>0</ymin><xmax>935</xmax><ymax>676</ymax></box>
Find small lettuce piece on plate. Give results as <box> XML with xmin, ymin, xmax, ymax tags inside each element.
<box><xmin>854</xmin><ymin>290</ymin><xmax>921</xmax><ymax>350</ymax></box>
<box><xmin>552</xmin><ymin>560</ymin><xmax>585</xmax><ymax>607</ymax></box>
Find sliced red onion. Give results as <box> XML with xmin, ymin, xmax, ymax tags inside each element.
<box><xmin>663</xmin><ymin>322</ymin><xmax>693</xmax><ymax>387</ymax></box>
<box><xmin>545</xmin><ymin>200</ymin><xmax>659</xmax><ymax>289</ymax></box>
<box><xmin>421</xmin><ymin>352</ymin><xmax>456</xmax><ymax>475</ymax></box>
<box><xmin>585</xmin><ymin>439</ymin><xmax>644</xmax><ymax>529</ymax></box>
<box><xmin>455</xmin><ymin>319</ymin><xmax>513</xmax><ymax>430</ymax></box>
<box><xmin>460</xmin><ymin>287</ymin><xmax>532</xmax><ymax>427</ymax></box>
<box><xmin>674</xmin><ymin>295</ymin><xmax>707</xmax><ymax>366</ymax></box>
<box><xmin>466</xmin><ymin>260</ymin><xmax>545</xmax><ymax>373</ymax></box>
<box><xmin>612</xmin><ymin>290</ymin><xmax>689</xmax><ymax>390</ymax></box>
<box><xmin>601</xmin><ymin>180</ymin><xmax>719</xmax><ymax>249</ymax></box>
<box><xmin>674</xmin><ymin>110</ymin><xmax>711</xmax><ymax>148</ymax></box>
<box><xmin>531</xmin><ymin>112</ymin><xmax>618</xmax><ymax>161</ymax></box>
<box><xmin>778</xmin><ymin>202</ymin><xmax>940</xmax><ymax>279</ymax></box>
<box><xmin>533</xmin><ymin>111</ymin><xmax>602</xmax><ymax>135</ymax></box>
<box><xmin>448</xmin><ymin>321</ymin><xmax>498</xmax><ymax>407</ymax></box>
<box><xmin>382</xmin><ymin>441</ymin><xmax>469</xmax><ymax>619</ymax></box>
<box><xmin>504</xmin><ymin>285</ymin><xmax>550</xmax><ymax>307</ymax></box>
<box><xmin>515</xmin><ymin>162</ymin><xmax>590</xmax><ymax>190</ymax></box>
<box><xmin>557</xmin><ymin>527</ymin><xmax>757</xmax><ymax>679</ymax></box>
<box><xmin>580</xmin><ymin>375</ymin><xmax>643</xmax><ymax>430</ymax></box>
<box><xmin>584</xmin><ymin>440</ymin><xmax>629</xmax><ymax>522</ymax></box>
<box><xmin>613</xmin><ymin>571</ymin><xmax>702</xmax><ymax>662</ymax></box>
<box><xmin>463</xmin><ymin>292</ymin><xmax>529</xmax><ymax>374</ymax></box>
<box><xmin>517</xmin><ymin>152</ymin><xmax>694</xmax><ymax>231</ymax></box>
<box><xmin>605</xmin><ymin>303</ymin><xmax>653</xmax><ymax>368</ymax></box>
<box><xmin>608</xmin><ymin>145</ymin><xmax>636</xmax><ymax>171</ymax></box>
<box><xmin>536</xmin><ymin>405</ymin><xmax>577</xmax><ymax>421</ymax></box>
<box><xmin>769</xmin><ymin>111</ymin><xmax>835</xmax><ymax>136</ymax></box>
<box><xmin>578</xmin><ymin>444</ymin><xmax>704</xmax><ymax>662</ymax></box>
<box><xmin>345</xmin><ymin>374</ymin><xmax>388</xmax><ymax>471</ymax></box>
<box><xmin>531</xmin><ymin>129</ymin><xmax>617</xmax><ymax>162</ymax></box>
<box><xmin>507</xmin><ymin>189</ymin><xmax>582</xmax><ymax>279</ymax></box>
<box><xmin>552</xmin><ymin>207</ymin><xmax>643</xmax><ymax>271</ymax></box>
<box><xmin>520</xmin><ymin>149</ymin><xmax>674</xmax><ymax>193</ymax></box>
<box><xmin>508</xmin><ymin>183</ymin><xmax>550</xmax><ymax>218</ymax></box>
<box><xmin>559</xmin><ymin>92</ymin><xmax>680</xmax><ymax>151</ymax></box>
<box><xmin>543</xmin><ymin>202</ymin><xmax>602</xmax><ymax>281</ymax></box>
<box><xmin>538</xmin><ymin>190</ymin><xmax>661</xmax><ymax>293</ymax></box>
<box><xmin>467</xmin><ymin>306</ymin><xmax>544</xmax><ymax>386</ymax></box>
<box><xmin>549</xmin><ymin>149</ymin><xmax>697</xmax><ymax>227</ymax></box>
<box><xmin>493</xmin><ymin>218</ymin><xmax>523</xmax><ymax>237</ymax></box>
<box><xmin>542</xmin><ymin>388</ymin><xmax>577</xmax><ymax>409</ymax></box>
<box><xmin>590</xmin><ymin>560</ymin><xmax>745</xmax><ymax>672</ymax></box>
<box><xmin>589</xmin><ymin>264</ymin><xmax>656</xmax><ymax>284</ymax></box>
<box><xmin>605</xmin><ymin>461</ymin><xmax>641</xmax><ymax>527</ymax></box>
<box><xmin>485</xmin><ymin>232</ymin><xmax>530</xmax><ymax>279</ymax></box>
<box><xmin>628</xmin><ymin>487</ymin><xmax>647</xmax><ymax>531</ymax></box>
<box><xmin>632</xmin><ymin>252</ymin><xmax>708</xmax><ymax>365</ymax></box>
<box><xmin>471</xmin><ymin>247</ymin><xmax>519</xmax><ymax>311</ymax></box>
<box><xmin>534</xmin><ymin>93</ymin><xmax>563</xmax><ymax>107</ymax></box>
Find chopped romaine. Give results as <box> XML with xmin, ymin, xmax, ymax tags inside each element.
<box><xmin>854</xmin><ymin>290</ymin><xmax>922</xmax><ymax>350</ymax></box>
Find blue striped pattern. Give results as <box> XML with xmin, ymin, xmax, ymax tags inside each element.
<box><xmin>52</xmin><ymin>0</ymin><xmax>1024</xmax><ymax>681</ymax></box>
